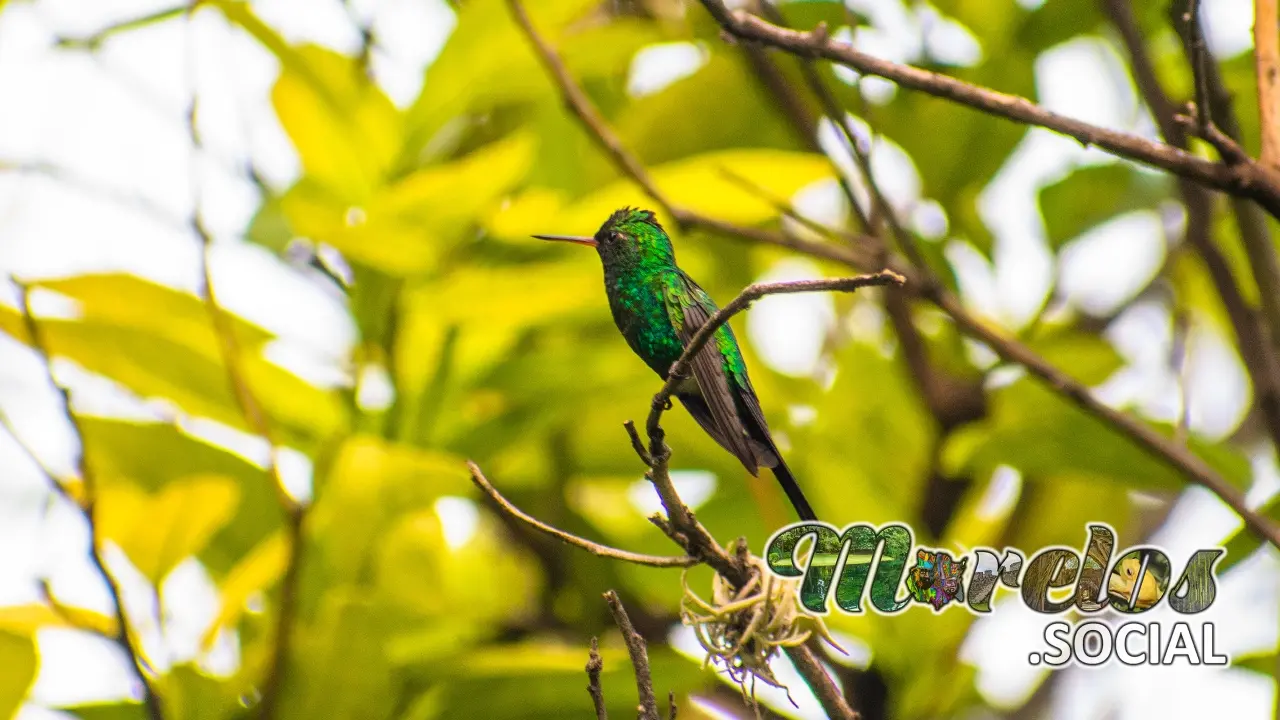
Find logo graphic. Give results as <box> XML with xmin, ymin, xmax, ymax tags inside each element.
<box><xmin>763</xmin><ymin>522</ymin><xmax>1229</xmax><ymax>667</ymax></box>
<box><xmin>904</xmin><ymin>549</ymin><xmax>967</xmax><ymax>610</ymax></box>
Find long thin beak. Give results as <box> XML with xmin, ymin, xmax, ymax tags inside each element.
<box><xmin>532</xmin><ymin>233</ymin><xmax>597</xmax><ymax>247</ymax></box>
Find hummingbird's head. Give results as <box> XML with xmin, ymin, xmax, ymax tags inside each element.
<box><xmin>533</xmin><ymin>207</ymin><xmax>675</xmax><ymax>266</ymax></box>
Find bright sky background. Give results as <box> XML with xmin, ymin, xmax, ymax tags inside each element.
<box><xmin>0</xmin><ymin>0</ymin><xmax>1277</xmax><ymax>718</ymax></box>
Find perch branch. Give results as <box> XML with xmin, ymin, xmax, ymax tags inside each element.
<box><xmin>697</xmin><ymin>0</ymin><xmax>1280</xmax><ymax>221</ymax></box>
<box><xmin>604</xmin><ymin>590</ymin><xmax>662</xmax><ymax>720</ymax></box>
<box><xmin>645</xmin><ymin>273</ymin><xmax>906</xmax><ymax>446</ymax></box>
<box><xmin>9</xmin><ymin>280</ymin><xmax>165</xmax><ymax>720</ymax></box>
<box><xmin>467</xmin><ymin>461</ymin><xmax>697</xmax><ymax>568</ymax></box>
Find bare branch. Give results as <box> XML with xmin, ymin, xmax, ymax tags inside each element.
<box><xmin>1256</xmin><ymin>0</ymin><xmax>1280</xmax><ymax>169</ymax></box>
<box><xmin>467</xmin><ymin>461</ymin><xmax>697</xmax><ymax>568</ymax></box>
<box><xmin>927</xmin><ymin>286</ymin><xmax>1280</xmax><ymax>547</ymax></box>
<box><xmin>604</xmin><ymin>590</ymin><xmax>661</xmax><ymax>720</ymax></box>
<box><xmin>587</xmin><ymin>637</ymin><xmax>608</xmax><ymax>720</ymax></box>
<box><xmin>697</xmin><ymin>0</ymin><xmax>1280</xmax><ymax>221</ymax></box>
<box><xmin>8</xmin><ymin>280</ymin><xmax>165</xmax><ymax>720</ymax></box>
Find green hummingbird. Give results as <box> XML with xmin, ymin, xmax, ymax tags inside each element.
<box><xmin>534</xmin><ymin>207</ymin><xmax>817</xmax><ymax>521</ymax></box>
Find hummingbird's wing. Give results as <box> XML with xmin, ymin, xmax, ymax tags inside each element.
<box><xmin>665</xmin><ymin>272</ymin><xmax>769</xmax><ymax>474</ymax></box>
<box><xmin>667</xmin><ymin>271</ymin><xmax>819</xmax><ymax>521</ymax></box>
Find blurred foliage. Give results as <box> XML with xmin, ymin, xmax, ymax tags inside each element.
<box><xmin>1</xmin><ymin>0</ymin><xmax>1277</xmax><ymax>719</ymax></box>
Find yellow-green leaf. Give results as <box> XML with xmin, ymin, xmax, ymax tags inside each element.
<box><xmin>271</xmin><ymin>45</ymin><xmax>402</xmax><ymax>202</ymax></box>
<box><xmin>0</xmin><ymin>630</ymin><xmax>37</xmax><ymax>719</ymax></box>
<box><xmin>97</xmin><ymin>475</ymin><xmax>241</xmax><ymax>583</ymax></box>
<box><xmin>281</xmin><ymin>132</ymin><xmax>535</xmax><ymax>274</ymax></box>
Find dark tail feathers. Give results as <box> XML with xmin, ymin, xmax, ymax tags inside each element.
<box><xmin>770</xmin><ymin>455</ymin><xmax>817</xmax><ymax>522</ymax></box>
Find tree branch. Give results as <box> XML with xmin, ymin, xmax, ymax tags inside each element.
<box><xmin>8</xmin><ymin>280</ymin><xmax>165</xmax><ymax>720</ymax></box>
<box><xmin>604</xmin><ymin>590</ymin><xmax>662</xmax><ymax>720</ymax></box>
<box><xmin>505</xmin><ymin>0</ymin><xmax>880</xmax><ymax>271</ymax></box>
<box><xmin>1256</xmin><ymin>0</ymin><xmax>1280</xmax><ymax>169</ymax></box>
<box><xmin>1102</xmin><ymin>0</ymin><xmax>1280</xmax><ymax>460</ymax></box>
<box><xmin>467</xmin><ymin>461</ymin><xmax>697</xmax><ymax>568</ymax></box>
<box><xmin>697</xmin><ymin>0</ymin><xmax>1280</xmax><ymax>221</ymax></box>
<box><xmin>517</xmin><ymin>0</ymin><xmax>1280</xmax><ymax>554</ymax></box>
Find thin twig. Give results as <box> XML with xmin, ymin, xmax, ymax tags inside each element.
<box><xmin>1103</xmin><ymin>0</ymin><xmax>1280</xmax><ymax>460</ymax></box>
<box><xmin>587</xmin><ymin>636</ymin><xmax>608</xmax><ymax>720</ymax></box>
<box><xmin>9</xmin><ymin>280</ymin><xmax>165</xmax><ymax>720</ymax></box>
<box><xmin>180</xmin><ymin>8</ymin><xmax>305</xmax><ymax>717</ymax></box>
<box><xmin>604</xmin><ymin>590</ymin><xmax>661</xmax><ymax>720</ymax></box>
<box><xmin>467</xmin><ymin>461</ymin><xmax>697</xmax><ymax>567</ymax></box>
<box><xmin>53</xmin><ymin>5</ymin><xmax>185</xmax><ymax>50</ymax></box>
<box><xmin>623</xmin><ymin>420</ymin><xmax>653</xmax><ymax>467</ymax></box>
<box><xmin>504</xmin><ymin>0</ymin><xmax>880</xmax><ymax>271</ymax></box>
<box><xmin>645</xmin><ymin>273</ymin><xmax>906</xmax><ymax>445</ymax></box>
<box><xmin>697</xmin><ymin>0</ymin><xmax>1280</xmax><ymax>221</ymax></box>
<box><xmin>1255</xmin><ymin>0</ymin><xmax>1280</xmax><ymax>169</ymax></box>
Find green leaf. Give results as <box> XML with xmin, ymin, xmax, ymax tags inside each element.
<box><xmin>1015</xmin><ymin>0</ymin><xmax>1104</xmax><ymax>51</ymax></box>
<box><xmin>278</xmin><ymin>591</ymin><xmax>397</xmax><ymax>720</ymax></box>
<box><xmin>1022</xmin><ymin>323</ymin><xmax>1126</xmax><ymax>385</ymax></box>
<box><xmin>615</xmin><ymin>53</ymin><xmax>801</xmax><ymax>171</ymax></box>
<box><xmin>0</xmin><ymin>630</ymin><xmax>37</xmax><ymax>719</ymax></box>
<box><xmin>307</xmin><ymin>435</ymin><xmax>472</xmax><ymax>581</ymax></box>
<box><xmin>246</xmin><ymin>194</ymin><xmax>294</xmax><ymax>253</ymax></box>
<box><xmin>403</xmin><ymin>0</ymin><xmax>651</xmax><ymax>164</ymax></box>
<box><xmin>372</xmin><ymin>510</ymin><xmax>541</xmax><ymax>623</ymax></box>
<box><xmin>1038</xmin><ymin>163</ymin><xmax>1172</xmax><ymax>250</ymax></box>
<box><xmin>800</xmin><ymin>339</ymin><xmax>937</xmax><ymax>526</ymax></box>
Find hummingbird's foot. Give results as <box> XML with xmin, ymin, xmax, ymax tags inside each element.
<box><xmin>663</xmin><ymin>397</ymin><xmax>673</xmax><ymax>411</ymax></box>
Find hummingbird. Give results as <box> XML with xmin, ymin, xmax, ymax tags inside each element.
<box><xmin>534</xmin><ymin>207</ymin><xmax>817</xmax><ymax>521</ymax></box>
